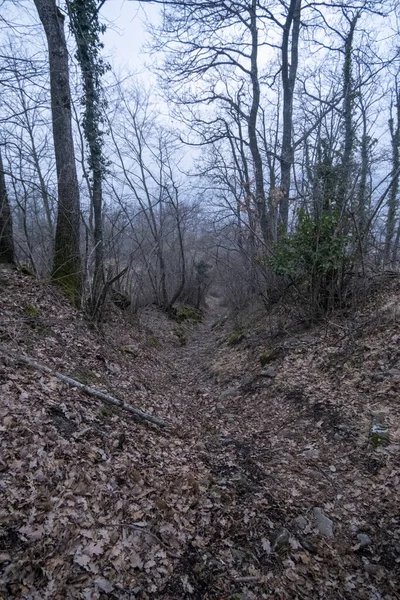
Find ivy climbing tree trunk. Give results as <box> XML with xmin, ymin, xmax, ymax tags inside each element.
<box><xmin>0</xmin><ymin>145</ymin><xmax>14</xmax><ymax>265</ymax></box>
<box><xmin>67</xmin><ymin>0</ymin><xmax>107</xmax><ymax>315</ymax></box>
<box><xmin>33</xmin><ymin>0</ymin><xmax>81</xmax><ymax>304</ymax></box>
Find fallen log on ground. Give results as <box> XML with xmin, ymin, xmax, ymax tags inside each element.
<box><xmin>0</xmin><ymin>346</ymin><xmax>168</xmax><ymax>427</ymax></box>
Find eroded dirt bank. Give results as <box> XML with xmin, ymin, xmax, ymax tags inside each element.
<box><xmin>0</xmin><ymin>266</ymin><xmax>399</xmax><ymax>599</ymax></box>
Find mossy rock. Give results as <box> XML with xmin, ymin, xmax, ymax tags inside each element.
<box><xmin>370</xmin><ymin>413</ymin><xmax>390</xmax><ymax>448</ymax></box>
<box><xmin>228</xmin><ymin>331</ymin><xmax>245</xmax><ymax>346</ymax></box>
<box><xmin>175</xmin><ymin>304</ymin><xmax>203</xmax><ymax>323</ymax></box>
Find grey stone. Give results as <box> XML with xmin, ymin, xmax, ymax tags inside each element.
<box><xmin>302</xmin><ymin>448</ymin><xmax>320</xmax><ymax>460</ymax></box>
<box><xmin>292</xmin><ymin>516</ymin><xmax>308</xmax><ymax>531</ymax></box>
<box><xmin>106</xmin><ymin>362</ymin><xmax>121</xmax><ymax>374</ymax></box>
<box><xmin>261</xmin><ymin>367</ymin><xmax>275</xmax><ymax>378</ymax></box>
<box><xmin>363</xmin><ymin>561</ymin><xmax>383</xmax><ymax>576</ymax></box>
<box><xmin>387</xmin><ymin>368</ymin><xmax>400</xmax><ymax>377</ymax></box>
<box><xmin>357</xmin><ymin>533</ymin><xmax>372</xmax><ymax>547</ymax></box>
<box><xmin>240</xmin><ymin>375</ymin><xmax>258</xmax><ymax>392</ymax></box>
<box><xmin>313</xmin><ymin>507</ymin><xmax>334</xmax><ymax>537</ymax></box>
<box><xmin>219</xmin><ymin>387</ymin><xmax>239</xmax><ymax>400</ymax></box>
<box><xmin>370</xmin><ymin>413</ymin><xmax>390</xmax><ymax>448</ymax></box>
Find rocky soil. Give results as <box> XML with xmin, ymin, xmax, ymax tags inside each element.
<box><xmin>0</xmin><ymin>265</ymin><xmax>399</xmax><ymax>599</ymax></box>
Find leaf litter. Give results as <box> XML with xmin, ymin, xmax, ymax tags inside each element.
<box><xmin>0</xmin><ymin>265</ymin><xmax>399</xmax><ymax>599</ymax></box>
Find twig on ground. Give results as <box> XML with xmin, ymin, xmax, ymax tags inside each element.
<box><xmin>0</xmin><ymin>346</ymin><xmax>168</xmax><ymax>428</ymax></box>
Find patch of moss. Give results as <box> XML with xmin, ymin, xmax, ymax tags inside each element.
<box><xmin>228</xmin><ymin>331</ymin><xmax>245</xmax><ymax>346</ymax></box>
<box><xmin>147</xmin><ymin>335</ymin><xmax>162</xmax><ymax>349</ymax></box>
<box><xmin>175</xmin><ymin>304</ymin><xmax>203</xmax><ymax>323</ymax></box>
<box><xmin>259</xmin><ymin>349</ymin><xmax>278</xmax><ymax>366</ymax></box>
<box><xmin>173</xmin><ymin>327</ymin><xmax>187</xmax><ymax>346</ymax></box>
<box><xmin>370</xmin><ymin>429</ymin><xmax>390</xmax><ymax>449</ymax></box>
<box><xmin>24</xmin><ymin>305</ymin><xmax>40</xmax><ymax>318</ymax></box>
<box><xmin>19</xmin><ymin>264</ymin><xmax>35</xmax><ymax>276</ymax></box>
<box><xmin>72</xmin><ymin>369</ymin><xmax>97</xmax><ymax>386</ymax></box>
<box><xmin>99</xmin><ymin>407</ymin><xmax>113</xmax><ymax>418</ymax></box>
<box><xmin>52</xmin><ymin>269</ymin><xmax>82</xmax><ymax>308</ymax></box>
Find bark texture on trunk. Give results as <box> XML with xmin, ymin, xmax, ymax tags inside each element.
<box><xmin>34</xmin><ymin>0</ymin><xmax>81</xmax><ymax>303</ymax></box>
<box><xmin>385</xmin><ymin>83</ymin><xmax>400</xmax><ymax>263</ymax></box>
<box><xmin>66</xmin><ymin>0</ymin><xmax>105</xmax><ymax>310</ymax></box>
<box><xmin>0</xmin><ymin>146</ymin><xmax>15</xmax><ymax>265</ymax></box>
<box><xmin>279</xmin><ymin>0</ymin><xmax>301</xmax><ymax>235</ymax></box>
<box><xmin>248</xmin><ymin>0</ymin><xmax>269</xmax><ymax>247</ymax></box>
<box><xmin>337</xmin><ymin>14</ymin><xmax>358</xmax><ymax>211</ymax></box>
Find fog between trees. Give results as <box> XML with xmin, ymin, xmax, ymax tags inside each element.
<box><xmin>1</xmin><ymin>0</ymin><xmax>399</xmax><ymax>319</ymax></box>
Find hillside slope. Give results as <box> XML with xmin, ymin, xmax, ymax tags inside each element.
<box><xmin>0</xmin><ymin>265</ymin><xmax>399</xmax><ymax>600</ymax></box>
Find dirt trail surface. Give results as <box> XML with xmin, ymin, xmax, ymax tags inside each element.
<box><xmin>0</xmin><ymin>266</ymin><xmax>399</xmax><ymax>599</ymax></box>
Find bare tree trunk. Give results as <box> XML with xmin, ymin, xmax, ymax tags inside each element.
<box><xmin>14</xmin><ymin>72</ymin><xmax>55</xmax><ymax>242</ymax></box>
<box><xmin>261</xmin><ymin>104</ymin><xmax>280</xmax><ymax>242</ymax></box>
<box><xmin>357</xmin><ymin>104</ymin><xmax>369</xmax><ymax>232</ymax></box>
<box><xmin>337</xmin><ymin>13</ymin><xmax>359</xmax><ymax>210</ymax></box>
<box><xmin>248</xmin><ymin>0</ymin><xmax>269</xmax><ymax>247</ymax></box>
<box><xmin>279</xmin><ymin>0</ymin><xmax>302</xmax><ymax>234</ymax></box>
<box><xmin>33</xmin><ymin>0</ymin><xmax>81</xmax><ymax>304</ymax></box>
<box><xmin>0</xmin><ymin>145</ymin><xmax>14</xmax><ymax>264</ymax></box>
<box><xmin>166</xmin><ymin>180</ymin><xmax>186</xmax><ymax>308</ymax></box>
<box><xmin>385</xmin><ymin>80</ymin><xmax>400</xmax><ymax>264</ymax></box>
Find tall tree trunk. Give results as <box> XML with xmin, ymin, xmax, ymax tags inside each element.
<box><xmin>33</xmin><ymin>0</ymin><xmax>81</xmax><ymax>304</ymax></box>
<box><xmin>0</xmin><ymin>145</ymin><xmax>14</xmax><ymax>264</ymax></box>
<box><xmin>338</xmin><ymin>13</ymin><xmax>359</xmax><ymax>210</ymax></box>
<box><xmin>357</xmin><ymin>107</ymin><xmax>369</xmax><ymax>232</ymax></box>
<box><xmin>279</xmin><ymin>0</ymin><xmax>302</xmax><ymax>235</ymax></box>
<box><xmin>67</xmin><ymin>0</ymin><xmax>105</xmax><ymax>311</ymax></box>
<box><xmin>385</xmin><ymin>81</ymin><xmax>400</xmax><ymax>264</ymax></box>
<box><xmin>248</xmin><ymin>0</ymin><xmax>269</xmax><ymax>247</ymax></box>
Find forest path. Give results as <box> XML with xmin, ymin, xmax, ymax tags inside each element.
<box><xmin>149</xmin><ymin>291</ymin><xmax>400</xmax><ymax>599</ymax></box>
<box><xmin>161</xmin><ymin>295</ymin><xmax>238</xmax><ymax>438</ymax></box>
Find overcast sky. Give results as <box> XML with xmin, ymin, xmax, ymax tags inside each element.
<box><xmin>100</xmin><ymin>1</ymin><xmax>160</xmax><ymax>78</ymax></box>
